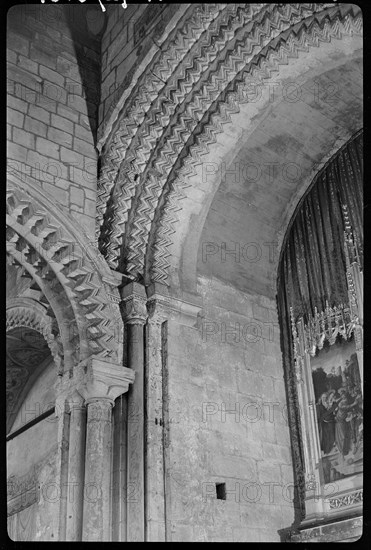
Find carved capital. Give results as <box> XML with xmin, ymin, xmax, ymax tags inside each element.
<box><xmin>121</xmin><ymin>282</ymin><xmax>148</xmax><ymax>325</ymax></box>
<box><xmin>66</xmin><ymin>389</ymin><xmax>85</xmax><ymax>411</ymax></box>
<box><xmin>147</xmin><ymin>299</ymin><xmax>170</xmax><ymax>325</ymax></box>
<box><xmin>78</xmin><ymin>358</ymin><xmax>135</xmax><ymax>403</ymax></box>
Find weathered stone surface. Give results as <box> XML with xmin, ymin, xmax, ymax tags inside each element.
<box><xmin>7</xmin><ymin>3</ymin><xmax>101</xmax><ymax>233</ymax></box>
<box><xmin>6</xmin><ymin>2</ymin><xmax>363</xmax><ymax>544</ymax></box>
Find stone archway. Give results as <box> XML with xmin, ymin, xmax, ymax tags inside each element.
<box><xmin>6</xmin><ymin>173</ymin><xmax>135</xmax><ymax>542</ymax></box>
<box><xmin>6</xmin><ymin>172</ymin><xmax>124</xmax><ymax>370</ymax></box>
<box><xmin>95</xmin><ymin>3</ymin><xmax>362</xmax><ymax>294</ymax></box>
<box><xmin>6</xmin><ymin>301</ymin><xmax>59</xmax><ymax>434</ymax></box>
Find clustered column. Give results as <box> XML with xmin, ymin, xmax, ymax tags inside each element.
<box><xmin>55</xmin><ymin>359</ymin><xmax>135</xmax><ymax>542</ymax></box>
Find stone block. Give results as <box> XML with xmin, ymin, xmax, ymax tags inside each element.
<box><xmin>7</xmin><ymin>48</ymin><xmax>17</xmax><ymax>64</ymax></box>
<box><xmin>13</xmin><ymin>127</ymin><xmax>35</xmax><ymax>149</ymax></box>
<box><xmin>29</xmin><ymin>44</ymin><xmax>56</xmax><ymax>70</ymax></box>
<box><xmin>70</xmin><ymin>204</ymin><xmax>84</xmax><ymax>214</ymax></box>
<box><xmin>73</xmin><ymin>137</ymin><xmax>96</xmax><ymax>160</ymax></box>
<box><xmin>53</xmin><ymin>177</ymin><xmax>70</xmax><ymax>191</ymax></box>
<box><xmin>84</xmin><ymin>198</ymin><xmax>96</xmax><ymax>217</ymax></box>
<box><xmin>252</xmin><ymin>302</ymin><xmax>271</xmax><ymax>322</ymax></box>
<box><xmin>27</xmin><ymin>152</ymin><xmax>68</xmax><ymax>181</ymax></box>
<box><xmin>7</xmin><ymin>141</ymin><xmax>28</xmax><ymax>163</ymax></box>
<box><xmin>42</xmin><ymin>81</ymin><xmax>67</xmax><ymax>105</ymax></box>
<box><xmin>42</xmin><ymin>181</ymin><xmax>68</xmax><ymax>206</ymax></box>
<box><xmin>84</xmin><ymin>158</ymin><xmax>97</xmax><ymax>176</ymax></box>
<box><xmin>70</xmin><ymin>186</ymin><xmax>85</xmax><ymax>207</ymax></box>
<box><xmin>116</xmin><ymin>49</ymin><xmax>137</xmax><ymax>86</ymax></box>
<box><xmin>60</xmin><ymin>146</ymin><xmax>84</xmax><ymax>168</ymax></box>
<box><xmin>69</xmin><ymin>166</ymin><xmax>96</xmax><ymax>189</ymax></box>
<box><xmin>7</xmin><ymin>108</ymin><xmax>24</xmax><ymax>129</ymax></box>
<box><xmin>262</xmin><ymin>442</ymin><xmax>291</xmax><ymax>465</ymax></box>
<box><xmin>84</xmin><ymin>188</ymin><xmax>96</xmax><ymax>201</ymax></box>
<box><xmin>208</xmin><ymin>454</ymin><xmax>257</xmax><ymax>481</ymax></box>
<box><xmin>240</xmin><ymin>502</ymin><xmax>283</xmax><ymax>529</ymax></box>
<box><xmin>7</xmin><ymin>95</ymin><xmax>28</xmax><ymax>113</ymax></box>
<box><xmin>56</xmin><ymin>55</ymin><xmax>81</xmax><ymax>82</ymax></box>
<box><xmin>67</xmin><ymin>94</ymin><xmax>88</xmax><ymax>115</ymax></box>
<box><xmin>33</xmin><ymin>94</ymin><xmax>57</xmax><ymax>113</ymax></box>
<box><xmin>233</xmin><ymin>527</ymin><xmax>261</xmax><ymax>542</ymax></box>
<box><xmin>24</xmin><ymin>116</ymin><xmax>47</xmax><ymax>137</ymax></box>
<box><xmin>28</xmin><ymin>104</ymin><xmax>50</xmax><ymax>125</ymax></box>
<box><xmin>7</xmin><ymin>64</ymin><xmax>42</xmax><ymax>95</ymax></box>
<box><xmin>51</xmin><ymin>114</ymin><xmax>74</xmax><ymax>135</ymax></box>
<box><xmin>79</xmin><ymin>114</ymin><xmax>90</xmax><ymax>129</ymax></box>
<box><xmin>102</xmin><ymin>68</ymin><xmax>116</xmax><ymax>100</ymax></box>
<box><xmin>74</xmin><ymin>125</ymin><xmax>94</xmax><ymax>144</ymax></box>
<box><xmin>36</xmin><ymin>136</ymin><xmax>59</xmax><ymax>159</ymax></box>
<box><xmin>57</xmin><ymin>104</ymin><xmax>79</xmax><ymax>123</ymax></box>
<box><xmin>280</xmin><ymin>464</ymin><xmax>295</xmax><ymax>487</ymax></box>
<box><xmin>47</xmin><ymin>127</ymin><xmax>72</xmax><ymax>148</ymax></box>
<box><xmin>8</xmin><ymin>32</ymin><xmax>29</xmax><ymax>56</ymax></box>
<box><xmin>39</xmin><ymin>65</ymin><xmax>64</xmax><ymax>88</ymax></box>
<box><xmin>17</xmin><ymin>55</ymin><xmax>38</xmax><ymax>74</ymax></box>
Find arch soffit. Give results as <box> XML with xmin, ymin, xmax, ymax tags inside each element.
<box><xmin>96</xmin><ymin>4</ymin><xmax>362</xmax><ymax>289</ymax></box>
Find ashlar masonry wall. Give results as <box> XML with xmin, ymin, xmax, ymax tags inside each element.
<box><xmin>7</xmin><ymin>4</ymin><xmax>101</xmax><ymax>236</ymax></box>
<box><xmin>165</xmin><ymin>277</ymin><xmax>295</xmax><ymax>542</ymax></box>
<box><xmin>98</xmin><ymin>2</ymin><xmax>183</xmax><ymax>141</ymax></box>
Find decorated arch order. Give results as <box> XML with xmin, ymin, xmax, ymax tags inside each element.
<box><xmin>6</xmin><ymin>298</ymin><xmax>64</xmax><ymax>374</ymax></box>
<box><xmin>6</xmin><ymin>173</ymin><xmax>124</xmax><ymax>370</ymax></box>
<box><xmin>97</xmin><ymin>2</ymin><xmax>362</xmax><ymax>285</ymax></box>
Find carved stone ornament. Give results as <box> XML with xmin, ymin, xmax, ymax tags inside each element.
<box><xmin>96</xmin><ymin>3</ymin><xmax>362</xmax><ymax>286</ymax></box>
<box><xmin>6</xmin><ymin>175</ymin><xmax>124</xmax><ymax>367</ymax></box>
<box><xmin>75</xmin><ymin>358</ymin><xmax>135</xmax><ymax>404</ymax></box>
<box><xmin>329</xmin><ymin>490</ymin><xmax>363</xmax><ymax>510</ymax></box>
<box><xmin>121</xmin><ymin>282</ymin><xmax>148</xmax><ymax>325</ymax></box>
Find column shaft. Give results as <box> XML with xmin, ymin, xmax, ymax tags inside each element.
<box><xmin>145</xmin><ymin>317</ymin><xmax>166</xmax><ymax>541</ymax></box>
<box><xmin>126</xmin><ymin>323</ymin><xmax>145</xmax><ymax>541</ymax></box>
<box><xmin>66</xmin><ymin>403</ymin><xmax>86</xmax><ymax>541</ymax></box>
<box><xmin>82</xmin><ymin>399</ymin><xmax>113</xmax><ymax>542</ymax></box>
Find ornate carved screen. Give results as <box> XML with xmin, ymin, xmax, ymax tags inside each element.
<box><xmin>277</xmin><ymin>130</ymin><xmax>363</xmax><ymax>529</ymax></box>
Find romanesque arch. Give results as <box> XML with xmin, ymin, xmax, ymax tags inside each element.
<box><xmin>6</xmin><ymin>172</ymin><xmax>124</xmax><ymax>371</ymax></box>
<box><xmin>96</xmin><ymin>3</ymin><xmax>362</xmax><ymax>292</ymax></box>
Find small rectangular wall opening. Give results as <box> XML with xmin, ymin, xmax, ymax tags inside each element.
<box><xmin>216</xmin><ymin>483</ymin><xmax>226</xmax><ymax>500</ymax></box>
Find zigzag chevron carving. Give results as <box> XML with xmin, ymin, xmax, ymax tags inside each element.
<box><xmin>100</xmin><ymin>3</ymin><xmax>267</xmax><ymax>264</ymax></box>
<box><xmin>150</xmin><ymin>6</ymin><xmax>363</xmax><ymax>284</ymax></box>
<box><xmin>7</xmin><ymin>179</ymin><xmax>123</xmax><ymax>367</ymax></box>
<box><xmin>96</xmin><ymin>3</ymin><xmax>225</xmax><ymax>244</ymax></box>
<box><xmin>97</xmin><ymin>3</ymin><xmax>362</xmax><ymax>285</ymax></box>
<box><xmin>98</xmin><ymin>2</ymin><xmax>322</xmax><ymax>268</ymax></box>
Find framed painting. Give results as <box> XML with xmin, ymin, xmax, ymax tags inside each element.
<box><xmin>311</xmin><ymin>337</ymin><xmax>363</xmax><ymax>487</ymax></box>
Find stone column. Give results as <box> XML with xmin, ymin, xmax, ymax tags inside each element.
<box><xmin>145</xmin><ymin>284</ymin><xmax>170</xmax><ymax>541</ymax></box>
<box><xmin>65</xmin><ymin>391</ymin><xmax>86</xmax><ymax>541</ymax></box>
<box><xmin>121</xmin><ymin>283</ymin><xmax>147</xmax><ymax>542</ymax></box>
<box><xmin>80</xmin><ymin>358</ymin><xmax>135</xmax><ymax>542</ymax></box>
<box><xmin>54</xmin><ymin>395</ymin><xmax>70</xmax><ymax>542</ymax></box>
